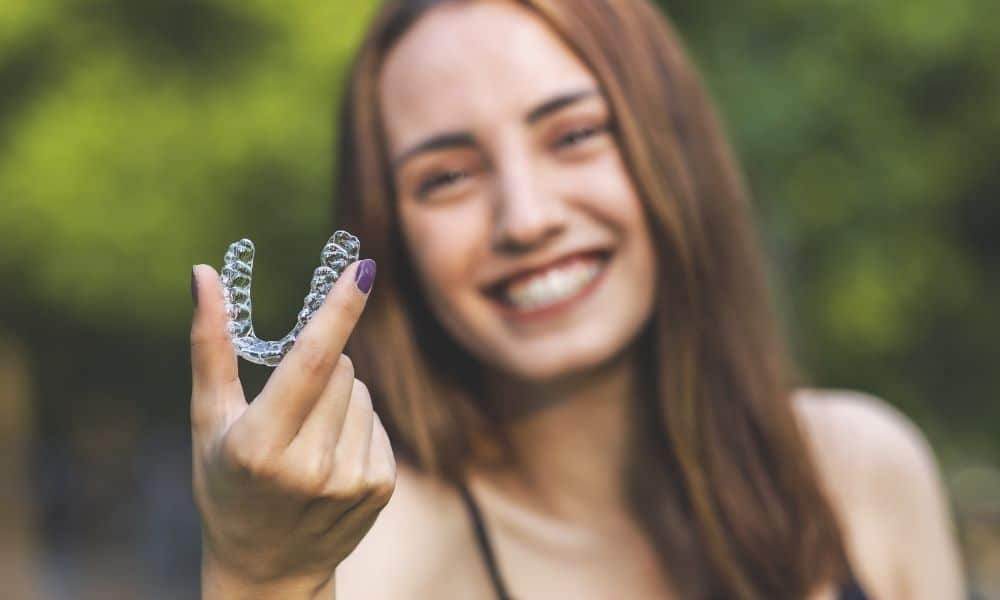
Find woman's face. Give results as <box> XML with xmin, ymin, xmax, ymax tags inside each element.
<box><xmin>379</xmin><ymin>0</ymin><xmax>657</xmax><ymax>381</ymax></box>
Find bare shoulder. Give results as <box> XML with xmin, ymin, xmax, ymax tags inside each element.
<box><xmin>335</xmin><ymin>462</ymin><xmax>476</xmax><ymax>599</ymax></box>
<box><xmin>792</xmin><ymin>388</ymin><xmax>966</xmax><ymax>600</ymax></box>
<box><xmin>792</xmin><ymin>387</ymin><xmax>935</xmax><ymax>480</ymax></box>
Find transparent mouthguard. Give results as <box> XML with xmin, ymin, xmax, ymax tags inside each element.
<box><xmin>219</xmin><ymin>230</ymin><xmax>361</xmax><ymax>367</ymax></box>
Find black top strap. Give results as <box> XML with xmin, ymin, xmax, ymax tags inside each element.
<box><xmin>457</xmin><ymin>481</ymin><xmax>870</xmax><ymax>600</ymax></box>
<box><xmin>838</xmin><ymin>579</ymin><xmax>870</xmax><ymax>600</ymax></box>
<box><xmin>836</xmin><ymin>560</ymin><xmax>871</xmax><ymax>600</ymax></box>
<box><xmin>456</xmin><ymin>482</ymin><xmax>515</xmax><ymax>600</ymax></box>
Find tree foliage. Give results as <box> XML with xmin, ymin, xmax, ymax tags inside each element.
<box><xmin>659</xmin><ymin>0</ymin><xmax>999</xmax><ymax>454</ymax></box>
<box><xmin>1</xmin><ymin>0</ymin><xmax>997</xmax><ymax>455</ymax></box>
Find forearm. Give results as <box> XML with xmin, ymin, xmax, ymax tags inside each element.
<box><xmin>202</xmin><ymin>555</ymin><xmax>335</xmax><ymax>600</ymax></box>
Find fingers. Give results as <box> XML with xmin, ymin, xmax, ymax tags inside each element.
<box><xmin>367</xmin><ymin>412</ymin><xmax>396</xmax><ymax>493</ymax></box>
<box><xmin>283</xmin><ymin>375</ymin><xmax>379</xmax><ymax>501</ymax></box>
<box><xmin>190</xmin><ymin>264</ymin><xmax>243</xmax><ymax>434</ymax></box>
<box><xmin>191</xmin><ymin>264</ymin><xmax>240</xmax><ymax>390</ymax></box>
<box><xmin>329</xmin><ymin>403</ymin><xmax>394</xmax><ymax>527</ymax></box>
<box><xmin>335</xmin><ymin>379</ymin><xmax>375</xmax><ymax>470</ymax></box>
<box><xmin>246</xmin><ymin>259</ymin><xmax>376</xmax><ymax>446</ymax></box>
<box><xmin>288</xmin><ymin>354</ymin><xmax>356</xmax><ymax>454</ymax></box>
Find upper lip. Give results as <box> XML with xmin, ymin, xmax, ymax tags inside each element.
<box><xmin>482</xmin><ymin>247</ymin><xmax>611</xmax><ymax>294</ymax></box>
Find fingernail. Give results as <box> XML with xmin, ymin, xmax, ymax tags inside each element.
<box><xmin>354</xmin><ymin>259</ymin><xmax>376</xmax><ymax>294</ymax></box>
<box><xmin>191</xmin><ymin>266</ymin><xmax>199</xmax><ymax>307</ymax></box>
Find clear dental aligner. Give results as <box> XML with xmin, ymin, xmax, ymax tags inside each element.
<box><xmin>220</xmin><ymin>230</ymin><xmax>361</xmax><ymax>367</ymax></box>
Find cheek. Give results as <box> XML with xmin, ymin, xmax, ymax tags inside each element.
<box><xmin>399</xmin><ymin>202</ymin><xmax>490</xmax><ymax>305</ymax></box>
<box><xmin>575</xmin><ymin>154</ymin><xmax>657</xmax><ymax>296</ymax></box>
<box><xmin>568</xmin><ymin>156</ymin><xmax>652</xmax><ymax>262</ymax></box>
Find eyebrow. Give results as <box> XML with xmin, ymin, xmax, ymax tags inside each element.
<box><xmin>525</xmin><ymin>88</ymin><xmax>597</xmax><ymax>124</ymax></box>
<box><xmin>391</xmin><ymin>87</ymin><xmax>600</xmax><ymax>170</ymax></box>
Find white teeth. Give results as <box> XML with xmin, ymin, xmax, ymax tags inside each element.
<box><xmin>502</xmin><ymin>260</ymin><xmax>603</xmax><ymax>310</ymax></box>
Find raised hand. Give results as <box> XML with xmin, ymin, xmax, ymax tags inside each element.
<box><xmin>189</xmin><ymin>258</ymin><xmax>394</xmax><ymax>597</ymax></box>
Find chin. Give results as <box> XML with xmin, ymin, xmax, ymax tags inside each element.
<box><xmin>490</xmin><ymin>328</ymin><xmax>635</xmax><ymax>383</ymax></box>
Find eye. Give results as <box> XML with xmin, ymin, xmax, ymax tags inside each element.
<box><xmin>552</xmin><ymin>123</ymin><xmax>608</xmax><ymax>150</ymax></box>
<box><xmin>416</xmin><ymin>169</ymin><xmax>468</xmax><ymax>198</ymax></box>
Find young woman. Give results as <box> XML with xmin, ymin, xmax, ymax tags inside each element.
<box><xmin>188</xmin><ymin>0</ymin><xmax>967</xmax><ymax>598</ymax></box>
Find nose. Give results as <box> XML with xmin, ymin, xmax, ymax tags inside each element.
<box><xmin>490</xmin><ymin>153</ymin><xmax>567</xmax><ymax>254</ymax></box>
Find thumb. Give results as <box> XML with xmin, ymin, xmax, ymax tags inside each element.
<box><xmin>190</xmin><ymin>264</ymin><xmax>242</xmax><ymax>431</ymax></box>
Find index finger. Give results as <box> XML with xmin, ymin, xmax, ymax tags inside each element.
<box><xmin>244</xmin><ymin>258</ymin><xmax>376</xmax><ymax>444</ymax></box>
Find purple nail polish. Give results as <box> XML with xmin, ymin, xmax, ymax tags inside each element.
<box><xmin>355</xmin><ymin>259</ymin><xmax>376</xmax><ymax>294</ymax></box>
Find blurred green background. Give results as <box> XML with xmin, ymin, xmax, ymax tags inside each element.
<box><xmin>0</xmin><ymin>0</ymin><xmax>997</xmax><ymax>597</ymax></box>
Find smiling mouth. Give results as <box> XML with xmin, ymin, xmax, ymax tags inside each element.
<box><xmin>484</xmin><ymin>250</ymin><xmax>611</xmax><ymax>316</ymax></box>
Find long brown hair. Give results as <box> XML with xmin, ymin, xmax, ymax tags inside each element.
<box><xmin>336</xmin><ymin>0</ymin><xmax>852</xmax><ymax>597</ymax></box>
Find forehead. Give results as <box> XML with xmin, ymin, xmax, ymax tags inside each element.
<box><xmin>378</xmin><ymin>0</ymin><xmax>597</xmax><ymax>152</ymax></box>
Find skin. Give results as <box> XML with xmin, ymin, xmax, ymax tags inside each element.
<box><xmin>383</xmin><ymin>0</ymin><xmax>657</xmax><ymax>388</ymax></box>
<box><xmin>192</xmin><ymin>1</ymin><xmax>967</xmax><ymax>598</ymax></box>
<box><xmin>191</xmin><ymin>259</ymin><xmax>395</xmax><ymax>599</ymax></box>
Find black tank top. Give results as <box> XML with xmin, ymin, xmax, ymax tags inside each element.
<box><xmin>457</xmin><ymin>483</ymin><xmax>872</xmax><ymax>600</ymax></box>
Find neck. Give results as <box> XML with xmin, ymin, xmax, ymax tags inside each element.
<box><xmin>470</xmin><ymin>347</ymin><xmax>639</xmax><ymax>524</ymax></box>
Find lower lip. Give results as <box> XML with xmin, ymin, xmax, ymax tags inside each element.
<box><xmin>488</xmin><ymin>254</ymin><xmax>611</xmax><ymax>322</ymax></box>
